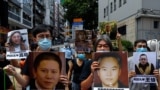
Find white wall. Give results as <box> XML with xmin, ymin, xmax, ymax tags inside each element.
<box><xmin>98</xmin><ymin>0</ymin><xmax>142</xmax><ymax>22</ymax></box>
<box><xmin>142</xmin><ymin>0</ymin><xmax>160</xmax><ymax>10</ymax></box>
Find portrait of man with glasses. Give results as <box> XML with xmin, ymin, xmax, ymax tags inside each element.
<box><xmin>131</xmin><ymin>52</ymin><xmax>158</xmax><ymax>90</ymax></box>
<box><xmin>135</xmin><ymin>53</ymin><xmax>155</xmax><ymax>75</ymax></box>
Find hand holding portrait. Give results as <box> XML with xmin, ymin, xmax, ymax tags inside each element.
<box><xmin>3</xmin><ymin>65</ymin><xmax>17</xmax><ymax>76</ymax></box>
<box><xmin>91</xmin><ymin>61</ymin><xmax>99</xmax><ymax>73</ymax></box>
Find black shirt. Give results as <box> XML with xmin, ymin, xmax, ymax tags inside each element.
<box><xmin>79</xmin><ymin>60</ymin><xmax>93</xmax><ymax>90</ymax></box>
<box><xmin>72</xmin><ymin>59</ymin><xmax>85</xmax><ymax>84</ymax></box>
<box><xmin>29</xmin><ymin>79</ymin><xmax>65</xmax><ymax>90</ymax></box>
<box><xmin>0</xmin><ymin>69</ymin><xmax>12</xmax><ymax>89</ymax></box>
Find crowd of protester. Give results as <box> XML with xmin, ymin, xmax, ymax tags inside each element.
<box><xmin>0</xmin><ymin>24</ymin><xmax>160</xmax><ymax>90</ymax></box>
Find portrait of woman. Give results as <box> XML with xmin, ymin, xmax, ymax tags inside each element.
<box><xmin>8</xmin><ymin>30</ymin><xmax>29</xmax><ymax>52</ymax></box>
<box><xmin>75</xmin><ymin>30</ymin><xmax>88</xmax><ymax>52</ymax></box>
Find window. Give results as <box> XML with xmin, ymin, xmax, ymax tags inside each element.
<box><xmin>104</xmin><ymin>6</ymin><xmax>108</xmax><ymax>18</ymax></box>
<box><xmin>23</xmin><ymin>12</ymin><xmax>31</xmax><ymax>21</ymax></box>
<box><xmin>104</xmin><ymin>8</ymin><xmax>106</xmax><ymax>18</ymax></box>
<box><xmin>119</xmin><ymin>0</ymin><xmax>122</xmax><ymax>7</ymax></box>
<box><xmin>123</xmin><ymin>0</ymin><xmax>127</xmax><ymax>4</ymax></box>
<box><xmin>8</xmin><ymin>4</ymin><xmax>20</xmax><ymax>15</ymax></box>
<box><xmin>114</xmin><ymin>0</ymin><xmax>116</xmax><ymax>11</ymax></box>
<box><xmin>154</xmin><ymin>21</ymin><xmax>159</xmax><ymax>29</ymax></box>
<box><xmin>106</xmin><ymin>6</ymin><xmax>108</xmax><ymax>16</ymax></box>
<box><xmin>118</xmin><ymin>25</ymin><xmax>126</xmax><ymax>35</ymax></box>
<box><xmin>110</xmin><ymin>2</ymin><xmax>113</xmax><ymax>13</ymax></box>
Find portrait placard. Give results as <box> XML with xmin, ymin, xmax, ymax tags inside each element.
<box><xmin>132</xmin><ymin>52</ymin><xmax>157</xmax><ymax>84</ymax></box>
<box><xmin>26</xmin><ymin>51</ymin><xmax>66</xmax><ymax>76</ymax></box>
<box><xmin>25</xmin><ymin>52</ymin><xmax>66</xmax><ymax>89</ymax></box>
<box><xmin>93</xmin><ymin>51</ymin><xmax>129</xmax><ymax>90</ymax></box>
<box><xmin>75</xmin><ymin>30</ymin><xmax>93</xmax><ymax>52</ymax></box>
<box><xmin>6</xmin><ymin>29</ymin><xmax>30</xmax><ymax>59</ymax></box>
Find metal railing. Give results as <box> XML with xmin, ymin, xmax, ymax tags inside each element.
<box><xmin>23</xmin><ymin>19</ymin><xmax>32</xmax><ymax>26</ymax></box>
<box><xmin>8</xmin><ymin>11</ymin><xmax>20</xmax><ymax>21</ymax></box>
<box><xmin>138</xmin><ymin>8</ymin><xmax>160</xmax><ymax>15</ymax></box>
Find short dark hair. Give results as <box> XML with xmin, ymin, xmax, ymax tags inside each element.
<box><xmin>94</xmin><ymin>38</ymin><xmax>113</xmax><ymax>51</ymax></box>
<box><xmin>33</xmin><ymin>52</ymin><xmax>62</xmax><ymax>72</ymax></box>
<box><xmin>97</xmin><ymin>52</ymin><xmax>122</xmax><ymax>67</ymax></box>
<box><xmin>134</xmin><ymin>39</ymin><xmax>147</xmax><ymax>47</ymax></box>
<box><xmin>32</xmin><ymin>24</ymin><xmax>53</xmax><ymax>38</ymax></box>
<box><xmin>139</xmin><ymin>53</ymin><xmax>147</xmax><ymax>59</ymax></box>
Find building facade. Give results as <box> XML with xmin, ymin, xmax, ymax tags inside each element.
<box><xmin>8</xmin><ymin>0</ymin><xmax>33</xmax><ymax>29</ymax></box>
<box><xmin>0</xmin><ymin>0</ymin><xmax>65</xmax><ymax>45</ymax></box>
<box><xmin>53</xmin><ymin>1</ymin><xmax>65</xmax><ymax>45</ymax></box>
<box><xmin>98</xmin><ymin>0</ymin><xmax>160</xmax><ymax>43</ymax></box>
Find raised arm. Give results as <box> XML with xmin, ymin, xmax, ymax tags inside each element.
<box><xmin>81</xmin><ymin>61</ymin><xmax>99</xmax><ymax>90</ymax></box>
<box><xmin>67</xmin><ymin>60</ymin><xmax>73</xmax><ymax>80</ymax></box>
<box><xmin>116</xmin><ymin>33</ymin><xmax>123</xmax><ymax>51</ymax></box>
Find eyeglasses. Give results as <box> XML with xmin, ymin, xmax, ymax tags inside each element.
<box><xmin>37</xmin><ymin>34</ymin><xmax>52</xmax><ymax>39</ymax></box>
<box><xmin>137</xmin><ymin>45</ymin><xmax>146</xmax><ymax>48</ymax></box>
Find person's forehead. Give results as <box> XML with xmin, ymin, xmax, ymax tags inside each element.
<box><xmin>12</xmin><ymin>32</ymin><xmax>20</xmax><ymax>36</ymax></box>
<box><xmin>98</xmin><ymin>40</ymin><xmax>107</xmax><ymax>45</ymax></box>
<box><xmin>38</xmin><ymin>60</ymin><xmax>60</xmax><ymax>67</ymax></box>
<box><xmin>100</xmin><ymin>57</ymin><xmax>119</xmax><ymax>65</ymax></box>
<box><xmin>77</xmin><ymin>51</ymin><xmax>85</xmax><ymax>53</ymax></box>
<box><xmin>37</xmin><ymin>31</ymin><xmax>51</xmax><ymax>35</ymax></box>
<box><xmin>136</xmin><ymin>42</ymin><xmax>146</xmax><ymax>46</ymax></box>
<box><xmin>13</xmin><ymin>32</ymin><xmax>20</xmax><ymax>34</ymax></box>
<box><xmin>140</xmin><ymin>55</ymin><xmax>147</xmax><ymax>58</ymax></box>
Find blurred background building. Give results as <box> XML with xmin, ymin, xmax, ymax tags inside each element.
<box><xmin>0</xmin><ymin>0</ymin><xmax>66</xmax><ymax>46</ymax></box>
<box><xmin>98</xmin><ymin>0</ymin><xmax>160</xmax><ymax>43</ymax></box>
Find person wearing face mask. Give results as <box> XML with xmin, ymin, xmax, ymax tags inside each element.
<box><xmin>79</xmin><ymin>33</ymin><xmax>123</xmax><ymax>90</ymax></box>
<box><xmin>4</xmin><ymin>24</ymin><xmax>70</xmax><ymax>90</ymax></box>
<box><xmin>67</xmin><ymin>50</ymin><xmax>87</xmax><ymax>90</ymax></box>
<box><xmin>60</xmin><ymin>42</ymin><xmax>75</xmax><ymax>75</ymax></box>
<box><xmin>128</xmin><ymin>39</ymin><xmax>159</xmax><ymax>90</ymax></box>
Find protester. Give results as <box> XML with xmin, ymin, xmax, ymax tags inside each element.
<box><xmin>3</xmin><ymin>24</ymin><xmax>69</xmax><ymax>89</ymax></box>
<box><xmin>80</xmin><ymin>36</ymin><xmax>114</xmax><ymax>90</ymax></box>
<box><xmin>0</xmin><ymin>47</ymin><xmax>10</xmax><ymax>68</ymax></box>
<box><xmin>128</xmin><ymin>39</ymin><xmax>159</xmax><ymax>90</ymax></box>
<box><xmin>95</xmin><ymin>52</ymin><xmax>127</xmax><ymax>88</ymax></box>
<box><xmin>60</xmin><ymin>42</ymin><xmax>75</xmax><ymax>74</ymax></box>
<box><xmin>80</xmin><ymin>33</ymin><xmax>123</xmax><ymax>90</ymax></box>
<box><xmin>68</xmin><ymin>50</ymin><xmax>87</xmax><ymax>90</ymax></box>
<box><xmin>0</xmin><ymin>68</ymin><xmax>13</xmax><ymax>89</ymax></box>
